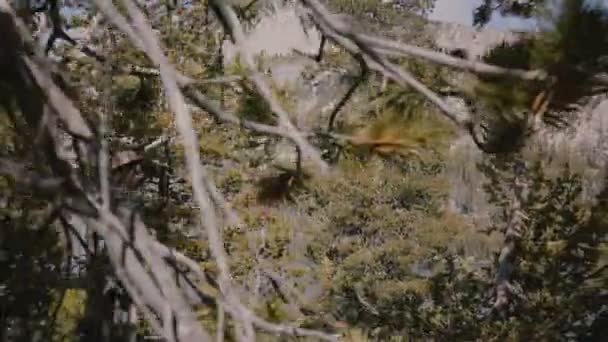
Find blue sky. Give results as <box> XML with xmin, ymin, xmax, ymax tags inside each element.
<box><xmin>429</xmin><ymin>0</ymin><xmax>538</xmax><ymax>31</ymax></box>
<box><xmin>429</xmin><ymin>0</ymin><xmax>608</xmax><ymax>31</ymax></box>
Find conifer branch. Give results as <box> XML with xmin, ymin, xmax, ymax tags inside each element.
<box><xmin>299</xmin><ymin>0</ymin><xmax>547</xmax><ymax>81</ymax></box>
<box><xmin>297</xmin><ymin>0</ymin><xmax>554</xmax><ymax>153</ymax></box>
<box><xmin>89</xmin><ymin>0</ymin><xmax>337</xmax><ymax>340</ymax></box>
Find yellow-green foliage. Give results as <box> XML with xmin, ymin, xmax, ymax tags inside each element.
<box><xmin>350</xmin><ymin>107</ymin><xmax>454</xmax><ymax>157</ymax></box>
<box><xmin>236</xmin><ymin>68</ymin><xmax>295</xmax><ymax>125</ymax></box>
<box><xmin>212</xmin><ymin>145</ymin><xmax>482</xmax><ymax>337</ymax></box>
<box><xmin>5</xmin><ymin>1</ymin><xmax>605</xmax><ymax>340</ymax></box>
<box><xmin>342</xmin><ymin>56</ymin><xmax>455</xmax><ymax>157</ymax></box>
<box><xmin>330</xmin><ymin>0</ymin><xmax>386</xmax><ymax>14</ymax></box>
<box><xmin>238</xmin><ymin>87</ymin><xmax>275</xmax><ymax>124</ymax></box>
<box><xmin>112</xmin><ymin>75</ymin><xmax>141</xmax><ymax>104</ymax></box>
<box><xmin>328</xmin><ymin>0</ymin><xmax>435</xmax><ymax>22</ymax></box>
<box><xmin>49</xmin><ymin>289</ymin><xmax>87</xmax><ymax>342</ymax></box>
<box><xmin>297</xmin><ymin>155</ymin><xmax>477</xmax><ymax>337</ymax></box>
<box><xmin>474</xmin><ymin>153</ymin><xmax>608</xmax><ymax>340</ymax></box>
<box><xmin>199</xmin><ymin>127</ymin><xmax>233</xmax><ymax>159</ymax></box>
<box><xmin>0</xmin><ymin>108</ymin><xmax>16</xmax><ymax>153</ymax></box>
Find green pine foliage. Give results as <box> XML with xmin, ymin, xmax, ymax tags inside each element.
<box><xmin>472</xmin><ymin>153</ymin><xmax>607</xmax><ymax>340</ymax></box>
<box><xmin>0</xmin><ymin>191</ymin><xmax>65</xmax><ymax>339</ymax></box>
<box><xmin>474</xmin><ymin>0</ymin><xmax>544</xmax><ymax>26</ymax></box>
<box><xmin>472</xmin><ymin>0</ymin><xmax>608</xmax><ymax>125</ymax></box>
<box><xmin>2</xmin><ymin>0</ymin><xmax>608</xmax><ymax>340</ymax></box>
<box><xmin>329</xmin><ymin>0</ymin><xmax>437</xmax><ymax>21</ymax></box>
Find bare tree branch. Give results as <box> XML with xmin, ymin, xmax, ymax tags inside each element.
<box><xmin>216</xmin><ymin>303</ymin><xmax>225</xmax><ymax>342</ymax></box>
<box><xmin>88</xmin><ymin>205</ymin><xmax>213</xmax><ymax>341</ymax></box>
<box><xmin>327</xmin><ymin>56</ymin><xmax>368</xmax><ymax>132</ymax></box>
<box><xmin>209</xmin><ymin>0</ymin><xmax>329</xmax><ymax>176</ymax></box>
<box><xmin>98</xmin><ymin>8</ymin><xmax>254</xmax><ymax>338</ymax></box>
<box><xmin>99</xmin><ymin>29</ymin><xmax>114</xmax><ymax>211</ymax></box>
<box><xmin>493</xmin><ymin>173</ymin><xmax>528</xmax><ymax>313</ymax></box>
<box><xmin>355</xmin><ymin>33</ymin><xmax>547</xmax><ymax>81</ymax></box>
<box><xmin>1</xmin><ymin>0</ymin><xmax>340</xmax><ymax>340</ymax></box>
<box><xmin>88</xmin><ymin>0</ymin><xmax>326</xmax><ymax>175</ymax></box>
<box><xmin>22</xmin><ymin>56</ymin><xmax>94</xmax><ymax>139</ymax></box>
<box><xmin>298</xmin><ymin>0</ymin><xmax>499</xmax><ymax>152</ymax></box>
<box><xmin>93</xmin><ymin>0</ymin><xmax>300</xmax><ymax>340</ymax></box>
<box><xmin>301</xmin><ymin>0</ymin><xmax>546</xmax><ymax>81</ymax></box>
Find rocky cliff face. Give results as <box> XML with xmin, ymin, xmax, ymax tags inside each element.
<box><xmin>428</xmin><ymin>21</ymin><xmax>529</xmax><ymax>58</ymax></box>
<box><xmin>436</xmin><ymin>22</ymin><xmax>608</xmax><ymax>220</ymax></box>
<box><xmin>447</xmin><ymin>95</ymin><xmax>608</xmax><ymax>225</ymax></box>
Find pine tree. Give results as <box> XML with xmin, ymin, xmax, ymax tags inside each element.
<box><xmin>468</xmin><ymin>0</ymin><xmax>608</xmax><ymax>153</ymax></box>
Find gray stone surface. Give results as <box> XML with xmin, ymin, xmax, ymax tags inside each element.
<box><xmin>222</xmin><ymin>3</ymin><xmax>322</xmax><ymax>66</ymax></box>
<box><xmin>428</xmin><ymin>20</ymin><xmax>529</xmax><ymax>58</ymax></box>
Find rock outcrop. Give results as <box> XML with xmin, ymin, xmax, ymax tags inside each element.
<box><xmin>433</xmin><ymin>22</ymin><xmax>608</xmax><ymax>219</ymax></box>
<box><xmin>428</xmin><ymin>20</ymin><xmax>530</xmax><ymax>59</ymax></box>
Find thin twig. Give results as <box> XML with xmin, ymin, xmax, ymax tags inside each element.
<box><xmin>327</xmin><ymin>56</ymin><xmax>368</xmax><ymax>131</ymax></box>
<box><xmin>96</xmin><ymin>0</ymin><xmax>255</xmax><ymax>339</ymax></box>
<box><xmin>493</xmin><ymin>175</ymin><xmax>528</xmax><ymax>313</ymax></box>
<box><xmin>99</xmin><ymin>28</ymin><xmax>113</xmax><ymax>211</ymax></box>
<box><xmin>119</xmin><ymin>0</ymin><xmax>230</xmax><ymax>281</ymax></box>
<box><xmin>210</xmin><ymin>0</ymin><xmax>329</xmax><ymax>176</ymax></box>
<box><xmin>355</xmin><ymin>33</ymin><xmax>547</xmax><ymax>81</ymax></box>
<box><xmin>299</xmin><ymin>0</ymin><xmax>497</xmax><ymax>151</ymax></box>
<box><xmin>301</xmin><ymin>0</ymin><xmax>546</xmax><ymax>81</ymax></box>
<box><xmin>217</xmin><ymin>303</ymin><xmax>225</xmax><ymax>342</ymax></box>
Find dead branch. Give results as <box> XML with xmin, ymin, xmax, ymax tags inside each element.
<box><xmin>327</xmin><ymin>55</ymin><xmax>368</xmax><ymax>132</ymax></box>
<box><xmin>101</xmin><ymin>3</ymin><xmax>241</xmax><ymax>329</ymax></box>
<box><xmin>354</xmin><ymin>33</ymin><xmax>547</xmax><ymax>81</ymax></box>
<box><xmin>493</xmin><ymin>174</ymin><xmax>528</xmax><ymax>313</ymax></box>
<box><xmin>298</xmin><ymin>0</ymin><xmax>511</xmax><ymax>153</ymax></box>
<box><xmin>300</xmin><ymin>0</ymin><xmax>546</xmax><ymax>81</ymax></box>
<box><xmin>85</xmin><ymin>0</ymin><xmax>326</xmax><ymax>177</ymax></box>
<box><xmin>209</xmin><ymin>0</ymin><xmax>329</xmax><ymax>176</ymax></box>
<box><xmin>92</xmin><ymin>0</ymin><xmax>337</xmax><ymax>340</ymax></box>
